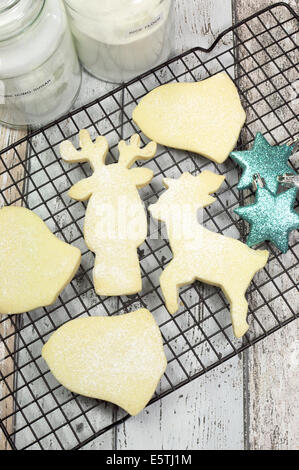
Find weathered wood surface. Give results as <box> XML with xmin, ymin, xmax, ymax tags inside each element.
<box><xmin>0</xmin><ymin>127</ymin><xmax>27</xmax><ymax>450</ymax></box>
<box><xmin>0</xmin><ymin>0</ymin><xmax>298</xmax><ymax>450</ymax></box>
<box><xmin>234</xmin><ymin>0</ymin><xmax>299</xmax><ymax>451</ymax></box>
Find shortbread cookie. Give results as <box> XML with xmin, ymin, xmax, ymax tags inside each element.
<box><xmin>0</xmin><ymin>206</ymin><xmax>81</xmax><ymax>315</ymax></box>
<box><xmin>60</xmin><ymin>131</ymin><xmax>157</xmax><ymax>296</ymax></box>
<box><xmin>42</xmin><ymin>309</ymin><xmax>167</xmax><ymax>416</ymax></box>
<box><xmin>133</xmin><ymin>72</ymin><xmax>246</xmax><ymax>164</ymax></box>
<box><xmin>149</xmin><ymin>172</ymin><xmax>268</xmax><ymax>338</ymax></box>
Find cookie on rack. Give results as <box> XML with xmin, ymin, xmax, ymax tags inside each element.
<box><xmin>149</xmin><ymin>171</ymin><xmax>269</xmax><ymax>338</ymax></box>
<box><xmin>42</xmin><ymin>308</ymin><xmax>167</xmax><ymax>416</ymax></box>
<box><xmin>133</xmin><ymin>72</ymin><xmax>246</xmax><ymax>164</ymax></box>
<box><xmin>60</xmin><ymin>130</ymin><xmax>157</xmax><ymax>297</ymax></box>
<box><xmin>0</xmin><ymin>206</ymin><xmax>81</xmax><ymax>315</ymax></box>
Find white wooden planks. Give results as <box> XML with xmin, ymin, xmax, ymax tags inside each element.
<box><xmin>0</xmin><ymin>127</ymin><xmax>27</xmax><ymax>450</ymax></box>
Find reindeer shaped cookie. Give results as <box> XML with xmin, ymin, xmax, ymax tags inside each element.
<box><xmin>149</xmin><ymin>171</ymin><xmax>269</xmax><ymax>338</ymax></box>
<box><xmin>60</xmin><ymin>130</ymin><xmax>157</xmax><ymax>296</ymax></box>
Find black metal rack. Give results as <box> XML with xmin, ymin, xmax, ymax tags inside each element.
<box><xmin>0</xmin><ymin>2</ymin><xmax>298</xmax><ymax>450</ymax></box>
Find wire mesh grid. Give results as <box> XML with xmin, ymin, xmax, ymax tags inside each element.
<box><xmin>0</xmin><ymin>2</ymin><xmax>298</xmax><ymax>450</ymax></box>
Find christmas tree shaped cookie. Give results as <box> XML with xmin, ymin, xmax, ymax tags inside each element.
<box><xmin>149</xmin><ymin>172</ymin><xmax>269</xmax><ymax>338</ymax></box>
<box><xmin>0</xmin><ymin>206</ymin><xmax>81</xmax><ymax>315</ymax></box>
<box><xmin>133</xmin><ymin>72</ymin><xmax>246</xmax><ymax>163</ymax></box>
<box><xmin>60</xmin><ymin>130</ymin><xmax>157</xmax><ymax>297</ymax></box>
<box><xmin>42</xmin><ymin>309</ymin><xmax>167</xmax><ymax>416</ymax></box>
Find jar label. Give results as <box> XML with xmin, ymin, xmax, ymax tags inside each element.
<box><xmin>0</xmin><ymin>79</ymin><xmax>52</xmax><ymax>101</ymax></box>
<box><xmin>128</xmin><ymin>13</ymin><xmax>164</xmax><ymax>38</ymax></box>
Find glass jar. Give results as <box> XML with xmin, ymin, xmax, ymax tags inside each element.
<box><xmin>0</xmin><ymin>0</ymin><xmax>82</xmax><ymax>129</ymax></box>
<box><xmin>64</xmin><ymin>0</ymin><xmax>174</xmax><ymax>83</ymax></box>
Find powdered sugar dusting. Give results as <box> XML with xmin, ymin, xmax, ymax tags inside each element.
<box><xmin>42</xmin><ymin>309</ymin><xmax>167</xmax><ymax>416</ymax></box>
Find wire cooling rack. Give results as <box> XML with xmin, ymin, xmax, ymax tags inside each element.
<box><xmin>0</xmin><ymin>2</ymin><xmax>298</xmax><ymax>450</ymax></box>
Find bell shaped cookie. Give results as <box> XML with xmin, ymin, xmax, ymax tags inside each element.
<box><xmin>42</xmin><ymin>309</ymin><xmax>167</xmax><ymax>416</ymax></box>
<box><xmin>0</xmin><ymin>206</ymin><xmax>81</xmax><ymax>315</ymax></box>
<box><xmin>133</xmin><ymin>72</ymin><xmax>246</xmax><ymax>164</ymax></box>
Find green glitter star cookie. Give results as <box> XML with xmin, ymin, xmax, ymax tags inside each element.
<box><xmin>231</xmin><ymin>133</ymin><xmax>296</xmax><ymax>193</ymax></box>
<box><xmin>235</xmin><ymin>186</ymin><xmax>299</xmax><ymax>253</ymax></box>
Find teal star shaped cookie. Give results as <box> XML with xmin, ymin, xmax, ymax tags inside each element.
<box><xmin>235</xmin><ymin>187</ymin><xmax>299</xmax><ymax>253</ymax></box>
<box><xmin>231</xmin><ymin>133</ymin><xmax>296</xmax><ymax>193</ymax></box>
